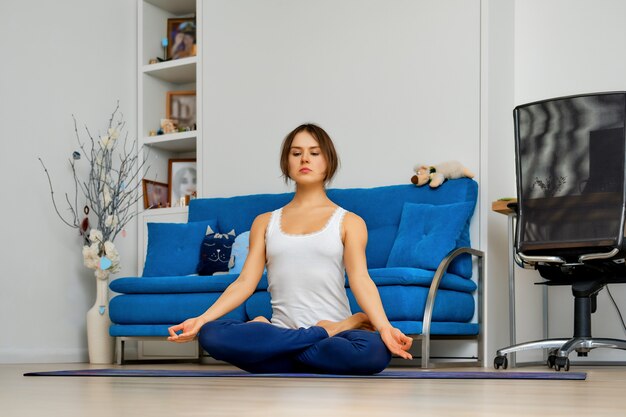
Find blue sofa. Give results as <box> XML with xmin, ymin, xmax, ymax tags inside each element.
<box><xmin>109</xmin><ymin>179</ymin><xmax>483</xmax><ymax>367</ymax></box>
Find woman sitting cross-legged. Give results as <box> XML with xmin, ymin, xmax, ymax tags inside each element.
<box><xmin>167</xmin><ymin>123</ymin><xmax>413</xmax><ymax>374</ymax></box>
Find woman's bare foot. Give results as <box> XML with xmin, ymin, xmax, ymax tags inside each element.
<box><xmin>316</xmin><ymin>312</ymin><xmax>373</xmax><ymax>337</ymax></box>
<box><xmin>249</xmin><ymin>316</ymin><xmax>271</xmax><ymax>324</ymax></box>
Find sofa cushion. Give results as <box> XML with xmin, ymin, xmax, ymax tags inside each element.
<box><xmin>367</xmin><ymin>267</ymin><xmax>476</xmax><ymax>293</ymax></box>
<box><xmin>229</xmin><ymin>231</ymin><xmax>250</xmax><ymax>274</ymax></box>
<box><xmin>142</xmin><ymin>220</ymin><xmax>217</xmax><ymax>277</ymax></box>
<box><xmin>197</xmin><ymin>228</ymin><xmax>236</xmax><ymax>275</ymax></box>
<box><xmin>347</xmin><ymin>286</ymin><xmax>475</xmax><ymax>322</ymax></box>
<box><xmin>111</xmin><ymin>274</ymin><xmax>269</xmax><ymax>294</ymax></box>
<box><xmin>111</xmin><ymin>268</ymin><xmax>475</xmax><ymax>295</ymax></box>
<box><xmin>386</xmin><ymin>202</ymin><xmax>474</xmax><ymax>272</ymax></box>
<box><xmin>109</xmin><ymin>293</ymin><xmax>247</xmax><ymax>324</ymax></box>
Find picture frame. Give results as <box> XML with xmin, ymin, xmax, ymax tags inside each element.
<box><xmin>142</xmin><ymin>179</ymin><xmax>169</xmax><ymax>209</ymax></box>
<box><xmin>168</xmin><ymin>158</ymin><xmax>197</xmax><ymax>207</ymax></box>
<box><xmin>166</xmin><ymin>90</ymin><xmax>196</xmax><ymax>130</ymax></box>
<box><xmin>166</xmin><ymin>17</ymin><xmax>196</xmax><ymax>60</ymax></box>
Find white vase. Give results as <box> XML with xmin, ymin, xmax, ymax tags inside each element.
<box><xmin>86</xmin><ymin>272</ymin><xmax>115</xmax><ymax>364</ymax></box>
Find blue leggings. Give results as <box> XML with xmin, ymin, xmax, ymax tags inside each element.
<box><xmin>199</xmin><ymin>319</ymin><xmax>391</xmax><ymax>375</ymax></box>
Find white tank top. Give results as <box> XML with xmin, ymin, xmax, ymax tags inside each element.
<box><xmin>265</xmin><ymin>206</ymin><xmax>352</xmax><ymax>329</ymax></box>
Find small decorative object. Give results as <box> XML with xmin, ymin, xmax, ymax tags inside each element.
<box><xmin>149</xmin><ymin>58</ymin><xmax>158</xmax><ymax>65</ymax></box>
<box><xmin>411</xmin><ymin>161</ymin><xmax>474</xmax><ymax>188</ymax></box>
<box><xmin>197</xmin><ymin>227</ymin><xmax>236</xmax><ymax>275</ymax></box>
<box><xmin>142</xmin><ymin>179</ymin><xmax>169</xmax><ymax>209</ymax></box>
<box><xmin>168</xmin><ymin>158</ymin><xmax>197</xmax><ymax>207</ymax></box>
<box><xmin>160</xmin><ymin>118</ymin><xmax>177</xmax><ymax>134</ymax></box>
<box><xmin>156</xmin><ymin>38</ymin><xmax>170</xmax><ymax>63</ymax></box>
<box><xmin>167</xmin><ymin>18</ymin><xmax>196</xmax><ymax>60</ymax></box>
<box><xmin>166</xmin><ymin>90</ymin><xmax>196</xmax><ymax>130</ymax></box>
<box><xmin>38</xmin><ymin>102</ymin><xmax>146</xmax><ymax>364</ymax></box>
<box><xmin>149</xmin><ymin>130</ymin><xmax>157</xmax><ymax>136</ymax></box>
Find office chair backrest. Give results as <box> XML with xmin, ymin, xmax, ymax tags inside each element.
<box><xmin>514</xmin><ymin>92</ymin><xmax>626</xmax><ymax>259</ymax></box>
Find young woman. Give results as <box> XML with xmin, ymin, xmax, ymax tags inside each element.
<box><xmin>167</xmin><ymin>124</ymin><xmax>413</xmax><ymax>374</ymax></box>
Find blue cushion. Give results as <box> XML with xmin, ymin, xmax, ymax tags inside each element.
<box><xmin>386</xmin><ymin>202</ymin><xmax>475</xmax><ymax>271</ymax></box>
<box><xmin>229</xmin><ymin>231</ymin><xmax>250</xmax><ymax>274</ymax></box>
<box><xmin>347</xmin><ymin>286</ymin><xmax>475</xmax><ymax>322</ymax></box>
<box><xmin>142</xmin><ymin>220</ymin><xmax>217</xmax><ymax>277</ymax></box>
<box><xmin>111</xmin><ymin>274</ymin><xmax>269</xmax><ymax>294</ymax></box>
<box><xmin>197</xmin><ymin>229</ymin><xmax>236</xmax><ymax>275</ymax></box>
<box><xmin>109</xmin><ymin>293</ymin><xmax>247</xmax><ymax>324</ymax></box>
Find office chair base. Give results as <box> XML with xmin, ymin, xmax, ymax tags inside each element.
<box><xmin>495</xmin><ymin>337</ymin><xmax>626</xmax><ymax>371</ymax></box>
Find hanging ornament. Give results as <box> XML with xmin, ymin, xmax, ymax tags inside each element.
<box><xmin>80</xmin><ymin>216</ymin><xmax>89</xmax><ymax>234</ymax></box>
<box><xmin>72</xmin><ymin>151</ymin><xmax>81</xmax><ymax>160</ymax></box>
<box><xmin>100</xmin><ymin>256</ymin><xmax>112</xmax><ymax>270</ymax></box>
<box><xmin>121</xmin><ymin>229</ymin><xmax>127</xmax><ymax>238</ymax></box>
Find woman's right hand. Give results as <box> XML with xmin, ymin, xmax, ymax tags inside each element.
<box><xmin>167</xmin><ymin>316</ymin><xmax>205</xmax><ymax>343</ymax></box>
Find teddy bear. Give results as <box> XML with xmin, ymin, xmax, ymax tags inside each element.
<box><xmin>411</xmin><ymin>161</ymin><xmax>474</xmax><ymax>188</ymax></box>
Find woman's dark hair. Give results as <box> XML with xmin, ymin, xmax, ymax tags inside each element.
<box><xmin>279</xmin><ymin>124</ymin><xmax>340</xmax><ymax>184</ymax></box>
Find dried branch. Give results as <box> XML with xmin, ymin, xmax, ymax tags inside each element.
<box><xmin>40</xmin><ymin>103</ymin><xmax>149</xmax><ymax>271</ymax></box>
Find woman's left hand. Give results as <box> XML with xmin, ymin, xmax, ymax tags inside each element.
<box><xmin>379</xmin><ymin>326</ymin><xmax>413</xmax><ymax>360</ymax></box>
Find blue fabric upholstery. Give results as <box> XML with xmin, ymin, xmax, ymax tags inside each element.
<box><xmin>110</xmin><ymin>179</ymin><xmax>479</xmax><ymax>339</ymax></box>
<box><xmin>229</xmin><ymin>231</ymin><xmax>250</xmax><ymax>274</ymax></box>
<box><xmin>110</xmin><ymin>268</ymin><xmax>475</xmax><ymax>295</ymax></box>
<box><xmin>142</xmin><ymin>220</ymin><xmax>217</xmax><ymax>277</ymax></box>
<box><xmin>386</xmin><ymin>202</ymin><xmax>475</xmax><ymax>271</ymax></box>
<box><xmin>109</xmin><ymin>293</ymin><xmax>247</xmax><ymax>324</ymax></box>
<box><xmin>109</xmin><ymin>321</ymin><xmax>479</xmax><ymax>338</ymax></box>
<box><xmin>189</xmin><ymin>180</ymin><xmax>477</xmax><ymax>275</ymax></box>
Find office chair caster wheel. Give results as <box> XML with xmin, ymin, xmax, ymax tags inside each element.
<box><xmin>554</xmin><ymin>357</ymin><xmax>570</xmax><ymax>371</ymax></box>
<box><xmin>494</xmin><ymin>355</ymin><xmax>508</xmax><ymax>370</ymax></box>
<box><xmin>547</xmin><ymin>350</ymin><xmax>558</xmax><ymax>368</ymax></box>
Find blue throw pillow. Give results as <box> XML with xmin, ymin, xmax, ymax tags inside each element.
<box><xmin>386</xmin><ymin>202</ymin><xmax>474</xmax><ymax>271</ymax></box>
<box><xmin>143</xmin><ymin>220</ymin><xmax>218</xmax><ymax>277</ymax></box>
<box><xmin>197</xmin><ymin>228</ymin><xmax>236</xmax><ymax>276</ymax></box>
<box><xmin>229</xmin><ymin>231</ymin><xmax>250</xmax><ymax>275</ymax></box>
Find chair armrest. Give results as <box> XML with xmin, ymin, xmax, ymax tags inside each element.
<box><xmin>421</xmin><ymin>247</ymin><xmax>485</xmax><ymax>337</ymax></box>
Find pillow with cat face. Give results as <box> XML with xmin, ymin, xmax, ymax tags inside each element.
<box><xmin>197</xmin><ymin>227</ymin><xmax>236</xmax><ymax>276</ymax></box>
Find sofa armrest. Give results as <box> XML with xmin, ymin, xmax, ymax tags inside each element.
<box><xmin>418</xmin><ymin>247</ymin><xmax>484</xmax><ymax>367</ymax></box>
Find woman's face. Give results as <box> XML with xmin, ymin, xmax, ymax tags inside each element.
<box><xmin>288</xmin><ymin>131</ymin><xmax>327</xmax><ymax>185</ymax></box>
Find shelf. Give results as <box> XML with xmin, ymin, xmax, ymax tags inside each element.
<box><xmin>142</xmin><ymin>131</ymin><xmax>197</xmax><ymax>152</ymax></box>
<box><xmin>141</xmin><ymin>205</ymin><xmax>189</xmax><ymax>217</ymax></box>
<box><xmin>144</xmin><ymin>0</ymin><xmax>195</xmax><ymax>15</ymax></box>
<box><xmin>142</xmin><ymin>57</ymin><xmax>196</xmax><ymax>83</ymax></box>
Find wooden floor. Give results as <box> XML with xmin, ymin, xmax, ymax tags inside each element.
<box><xmin>3</xmin><ymin>362</ymin><xmax>626</xmax><ymax>416</ymax></box>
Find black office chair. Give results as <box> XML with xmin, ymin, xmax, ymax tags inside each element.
<box><xmin>494</xmin><ymin>91</ymin><xmax>626</xmax><ymax>371</ymax></box>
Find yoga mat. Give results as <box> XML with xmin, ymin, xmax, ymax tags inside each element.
<box><xmin>24</xmin><ymin>369</ymin><xmax>586</xmax><ymax>380</ymax></box>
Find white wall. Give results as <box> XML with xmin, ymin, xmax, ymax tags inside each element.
<box><xmin>0</xmin><ymin>0</ymin><xmax>136</xmax><ymax>363</ymax></box>
<box><xmin>201</xmin><ymin>0</ymin><xmax>481</xmax><ymax>197</ymax></box>
<box><xmin>514</xmin><ymin>0</ymin><xmax>626</xmax><ymax>362</ymax></box>
<box><xmin>483</xmin><ymin>0</ymin><xmax>516</xmax><ymax>364</ymax></box>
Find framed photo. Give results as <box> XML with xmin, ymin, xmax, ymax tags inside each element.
<box><xmin>166</xmin><ymin>90</ymin><xmax>196</xmax><ymax>130</ymax></box>
<box><xmin>166</xmin><ymin>18</ymin><xmax>196</xmax><ymax>60</ymax></box>
<box><xmin>142</xmin><ymin>179</ymin><xmax>169</xmax><ymax>209</ymax></box>
<box><xmin>168</xmin><ymin>158</ymin><xmax>197</xmax><ymax>207</ymax></box>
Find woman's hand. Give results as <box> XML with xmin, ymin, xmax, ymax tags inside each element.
<box><xmin>379</xmin><ymin>326</ymin><xmax>413</xmax><ymax>360</ymax></box>
<box><xmin>167</xmin><ymin>317</ymin><xmax>205</xmax><ymax>343</ymax></box>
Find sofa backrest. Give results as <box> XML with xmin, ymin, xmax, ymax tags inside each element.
<box><xmin>188</xmin><ymin>178</ymin><xmax>478</xmax><ymax>272</ymax></box>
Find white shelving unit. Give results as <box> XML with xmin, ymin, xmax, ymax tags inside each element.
<box><xmin>134</xmin><ymin>0</ymin><xmax>203</xmax><ymax>361</ymax></box>
<box><xmin>137</xmin><ymin>0</ymin><xmax>203</xmax><ymax>271</ymax></box>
